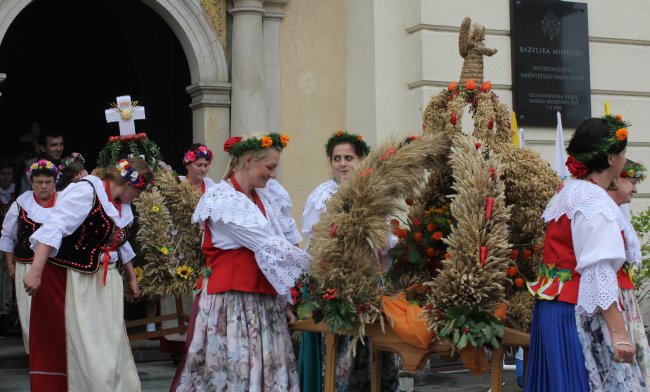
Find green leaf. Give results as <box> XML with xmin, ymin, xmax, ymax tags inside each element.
<box><xmin>297</xmin><ymin>302</ymin><xmax>314</xmax><ymax>320</ymax></box>
<box><xmin>458</xmin><ymin>333</ymin><xmax>468</xmax><ymax>350</ymax></box>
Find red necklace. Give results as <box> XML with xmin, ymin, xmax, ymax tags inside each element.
<box><xmin>104</xmin><ymin>180</ymin><xmax>122</xmax><ymax>217</ymax></box>
<box><xmin>33</xmin><ymin>192</ymin><xmax>57</xmax><ymax>208</ymax></box>
<box><xmin>230</xmin><ymin>176</ymin><xmax>267</xmax><ymax>218</ymax></box>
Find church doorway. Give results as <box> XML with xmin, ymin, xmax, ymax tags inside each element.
<box><xmin>0</xmin><ymin>0</ymin><xmax>193</xmax><ymax>172</ymax></box>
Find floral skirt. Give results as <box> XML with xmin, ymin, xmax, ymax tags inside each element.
<box><xmin>620</xmin><ymin>289</ymin><xmax>650</xmax><ymax>388</ymax></box>
<box><xmin>576</xmin><ymin>291</ymin><xmax>646</xmax><ymax>391</ymax></box>
<box><xmin>175</xmin><ymin>291</ymin><xmax>299</xmax><ymax>392</ymax></box>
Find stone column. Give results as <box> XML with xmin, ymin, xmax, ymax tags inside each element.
<box><xmin>263</xmin><ymin>0</ymin><xmax>288</xmax><ymax>133</ymax></box>
<box><xmin>186</xmin><ymin>82</ymin><xmax>232</xmax><ymax>180</ymax></box>
<box><xmin>230</xmin><ymin>0</ymin><xmax>266</xmax><ymax>134</ymax></box>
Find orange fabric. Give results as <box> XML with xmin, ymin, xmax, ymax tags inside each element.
<box><xmin>381</xmin><ymin>292</ymin><xmax>434</xmax><ymax>349</ymax></box>
<box><xmin>460</xmin><ymin>346</ymin><xmax>489</xmax><ymax>376</ymax></box>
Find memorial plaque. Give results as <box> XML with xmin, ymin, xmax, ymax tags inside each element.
<box><xmin>510</xmin><ymin>1</ymin><xmax>590</xmax><ymax>127</ymax></box>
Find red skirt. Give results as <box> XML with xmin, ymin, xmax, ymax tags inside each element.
<box><xmin>29</xmin><ymin>262</ymin><xmax>68</xmax><ymax>392</ymax></box>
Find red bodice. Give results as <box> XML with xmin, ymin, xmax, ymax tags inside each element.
<box><xmin>527</xmin><ymin>214</ymin><xmax>632</xmax><ymax>304</ymax></box>
<box><xmin>195</xmin><ymin>225</ymin><xmax>276</xmax><ymax>296</ymax></box>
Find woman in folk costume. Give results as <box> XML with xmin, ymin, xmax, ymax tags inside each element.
<box><xmin>0</xmin><ymin>160</ymin><xmax>58</xmax><ymax>352</ymax></box>
<box><xmin>178</xmin><ymin>143</ymin><xmax>216</xmax><ymax>192</ymax></box>
<box><xmin>56</xmin><ymin>152</ymin><xmax>88</xmax><ymax>191</ymax></box>
<box><xmin>605</xmin><ymin>159</ymin><xmax>650</xmax><ymax>387</ymax></box>
<box><xmin>526</xmin><ymin>117</ymin><xmax>644</xmax><ymax>391</ymax></box>
<box><xmin>172</xmin><ymin>133</ymin><xmax>310</xmax><ymax>392</ymax></box>
<box><xmin>23</xmin><ymin>158</ymin><xmax>153</xmax><ymax>392</ymax></box>
<box><xmin>300</xmin><ymin>130</ymin><xmax>399</xmax><ymax>392</ymax></box>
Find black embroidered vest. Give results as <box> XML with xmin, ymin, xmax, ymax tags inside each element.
<box><xmin>47</xmin><ymin>181</ymin><xmax>129</xmax><ymax>273</ymax></box>
<box><xmin>14</xmin><ymin>207</ymin><xmax>41</xmax><ymax>264</ymax></box>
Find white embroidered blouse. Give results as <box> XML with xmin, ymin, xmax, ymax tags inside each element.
<box><xmin>301</xmin><ymin>179</ymin><xmax>338</xmax><ymax>244</ymax></box>
<box><xmin>29</xmin><ymin>175</ymin><xmax>136</xmax><ymax>264</ymax></box>
<box><xmin>192</xmin><ymin>180</ymin><xmax>310</xmax><ymax>304</ymax></box>
<box><xmin>0</xmin><ymin>191</ymin><xmax>54</xmax><ymax>253</ymax></box>
<box><xmin>542</xmin><ymin>179</ymin><xmax>627</xmax><ymax>315</ymax></box>
<box><xmin>266</xmin><ymin>179</ymin><xmax>302</xmax><ymax>245</ymax></box>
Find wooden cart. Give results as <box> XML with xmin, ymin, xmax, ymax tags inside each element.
<box><xmin>292</xmin><ymin>319</ymin><xmax>529</xmax><ymax>392</ymax></box>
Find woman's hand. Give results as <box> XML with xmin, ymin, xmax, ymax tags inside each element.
<box><xmin>612</xmin><ymin>334</ymin><xmax>636</xmax><ymax>364</ymax></box>
<box><xmin>284</xmin><ymin>304</ymin><xmax>296</xmax><ymax>325</ymax></box>
<box><xmin>129</xmin><ymin>278</ymin><xmax>140</xmax><ymax>301</ymax></box>
<box><xmin>23</xmin><ymin>268</ymin><xmax>42</xmax><ymax>296</ymax></box>
<box><xmin>6</xmin><ymin>257</ymin><xmax>15</xmax><ymax>279</ymax></box>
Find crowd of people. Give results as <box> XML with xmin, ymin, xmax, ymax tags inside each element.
<box><xmin>0</xmin><ymin>116</ymin><xmax>647</xmax><ymax>392</ymax></box>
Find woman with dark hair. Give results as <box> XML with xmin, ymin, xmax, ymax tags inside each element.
<box><xmin>172</xmin><ymin>133</ymin><xmax>309</xmax><ymax>391</ymax></box>
<box><xmin>178</xmin><ymin>143</ymin><xmax>215</xmax><ymax>193</ymax></box>
<box><xmin>57</xmin><ymin>152</ymin><xmax>87</xmax><ymax>191</ymax></box>
<box><xmin>300</xmin><ymin>130</ymin><xmax>399</xmax><ymax>392</ymax></box>
<box><xmin>23</xmin><ymin>158</ymin><xmax>153</xmax><ymax>392</ymax></box>
<box><xmin>0</xmin><ymin>160</ymin><xmax>57</xmax><ymax>352</ymax></box>
<box><xmin>526</xmin><ymin>116</ymin><xmax>644</xmax><ymax>391</ymax></box>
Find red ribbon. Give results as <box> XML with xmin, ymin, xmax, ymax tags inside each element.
<box><xmin>480</xmin><ymin>246</ymin><xmax>488</xmax><ymax>267</ymax></box>
<box><xmin>485</xmin><ymin>197</ymin><xmax>495</xmax><ymax>221</ymax></box>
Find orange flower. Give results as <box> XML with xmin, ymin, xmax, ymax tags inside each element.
<box><xmin>616</xmin><ymin>128</ymin><xmax>628</xmax><ymax>141</ymax></box>
<box><xmin>432</xmin><ymin>231</ymin><xmax>443</xmax><ymax>241</ymax></box>
<box><xmin>412</xmin><ymin>218</ymin><xmax>421</xmax><ymax>227</ymax></box>
<box><xmin>357</xmin><ymin>135</ymin><xmax>363</xmax><ymax>141</ymax></box>
<box><xmin>514</xmin><ymin>277</ymin><xmax>525</xmax><ymax>288</ymax></box>
<box><xmin>279</xmin><ymin>134</ymin><xmax>290</xmax><ymax>147</ymax></box>
<box><xmin>261</xmin><ymin>136</ymin><xmax>273</xmax><ymax>148</ymax></box>
<box><xmin>448</xmin><ymin>81</ymin><xmax>457</xmax><ymax>91</ymax></box>
<box><xmin>413</xmin><ymin>232</ymin><xmax>423</xmax><ymax>242</ymax></box>
<box><xmin>507</xmin><ymin>266</ymin><xmax>518</xmax><ymax>277</ymax></box>
<box><xmin>444</xmin><ymin>252</ymin><xmax>452</xmax><ymax>260</ymax></box>
<box><xmin>336</xmin><ymin>130</ymin><xmax>343</xmax><ymax>137</ymax></box>
<box><xmin>481</xmin><ymin>81</ymin><xmax>492</xmax><ymax>92</ymax></box>
<box><xmin>426</xmin><ymin>223</ymin><xmax>435</xmax><ymax>232</ymax></box>
<box><xmin>396</xmin><ymin>228</ymin><xmax>408</xmax><ymax>239</ymax></box>
<box><xmin>616</xmin><ymin>114</ymin><xmax>623</xmax><ymax>121</ymax></box>
<box><xmin>465</xmin><ymin>79</ymin><xmax>476</xmax><ymax>91</ymax></box>
<box><xmin>390</xmin><ymin>218</ymin><xmax>400</xmax><ymax>226</ymax></box>
<box><xmin>522</xmin><ymin>249</ymin><xmax>532</xmax><ymax>261</ymax></box>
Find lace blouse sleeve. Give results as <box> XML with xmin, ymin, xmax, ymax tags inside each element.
<box><xmin>29</xmin><ymin>182</ymin><xmax>94</xmax><ymax>257</ymax></box>
<box><xmin>0</xmin><ymin>201</ymin><xmax>19</xmax><ymax>253</ymax></box>
<box><xmin>118</xmin><ymin>241</ymin><xmax>136</xmax><ymax>264</ymax></box>
<box><xmin>573</xmin><ymin>211</ymin><xmax>626</xmax><ymax>314</ymax></box>
<box><xmin>219</xmin><ymin>220</ymin><xmax>310</xmax><ymax>304</ymax></box>
<box><xmin>265</xmin><ymin>179</ymin><xmax>302</xmax><ymax>245</ymax></box>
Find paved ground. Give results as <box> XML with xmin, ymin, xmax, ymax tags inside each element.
<box><xmin>0</xmin><ymin>333</ymin><xmax>522</xmax><ymax>391</ymax></box>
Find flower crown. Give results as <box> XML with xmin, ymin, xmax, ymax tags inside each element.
<box><xmin>223</xmin><ymin>133</ymin><xmax>289</xmax><ymax>157</ymax></box>
<box><xmin>621</xmin><ymin>160</ymin><xmax>646</xmax><ymax>182</ymax></box>
<box><xmin>27</xmin><ymin>159</ymin><xmax>59</xmax><ymax>177</ymax></box>
<box><xmin>116</xmin><ymin>159</ymin><xmax>151</xmax><ymax>190</ymax></box>
<box><xmin>61</xmin><ymin>152</ymin><xmax>86</xmax><ymax>168</ymax></box>
<box><xmin>325</xmin><ymin>130</ymin><xmax>370</xmax><ymax>158</ymax></box>
<box><xmin>569</xmin><ymin>114</ymin><xmax>630</xmax><ymax>171</ymax></box>
<box><xmin>183</xmin><ymin>144</ymin><xmax>214</xmax><ymax>164</ymax></box>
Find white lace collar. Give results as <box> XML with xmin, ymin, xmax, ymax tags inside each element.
<box><xmin>16</xmin><ymin>191</ymin><xmax>54</xmax><ymax>224</ymax></box>
<box><xmin>265</xmin><ymin>179</ymin><xmax>292</xmax><ymax>210</ymax></box>
<box><xmin>192</xmin><ymin>180</ymin><xmax>269</xmax><ymax>228</ymax></box>
<box><xmin>304</xmin><ymin>179</ymin><xmax>338</xmax><ymax>213</ymax></box>
<box><xmin>618</xmin><ymin>207</ymin><xmax>643</xmax><ymax>266</ymax></box>
<box><xmin>542</xmin><ymin>179</ymin><xmax>622</xmax><ymax>227</ymax></box>
<box><xmin>82</xmin><ymin>175</ymin><xmax>134</xmax><ymax>228</ymax></box>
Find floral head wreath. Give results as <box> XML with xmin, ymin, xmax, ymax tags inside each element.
<box><xmin>61</xmin><ymin>152</ymin><xmax>86</xmax><ymax>168</ymax></box>
<box><xmin>183</xmin><ymin>144</ymin><xmax>213</xmax><ymax>164</ymax></box>
<box><xmin>223</xmin><ymin>133</ymin><xmax>289</xmax><ymax>157</ymax></box>
<box><xmin>566</xmin><ymin>114</ymin><xmax>630</xmax><ymax>179</ymax></box>
<box><xmin>116</xmin><ymin>159</ymin><xmax>152</xmax><ymax>190</ymax></box>
<box><xmin>27</xmin><ymin>159</ymin><xmax>59</xmax><ymax>178</ymax></box>
<box><xmin>325</xmin><ymin>130</ymin><xmax>370</xmax><ymax>158</ymax></box>
<box><xmin>620</xmin><ymin>160</ymin><xmax>646</xmax><ymax>183</ymax></box>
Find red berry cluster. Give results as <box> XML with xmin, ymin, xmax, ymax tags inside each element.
<box><xmin>108</xmin><ymin>132</ymin><xmax>148</xmax><ymax>143</ymax></box>
<box><xmin>322</xmin><ymin>288</ymin><xmax>337</xmax><ymax>301</ymax></box>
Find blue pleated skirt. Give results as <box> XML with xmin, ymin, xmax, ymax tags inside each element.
<box><xmin>525</xmin><ymin>299</ymin><xmax>589</xmax><ymax>392</ymax></box>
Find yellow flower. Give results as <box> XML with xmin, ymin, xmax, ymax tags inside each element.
<box><xmin>261</xmin><ymin>136</ymin><xmax>273</xmax><ymax>148</ymax></box>
<box><xmin>134</xmin><ymin>267</ymin><xmax>144</xmax><ymax>282</ymax></box>
<box><xmin>176</xmin><ymin>265</ymin><xmax>193</xmax><ymax>279</ymax></box>
<box><xmin>280</xmin><ymin>134</ymin><xmax>290</xmax><ymax>147</ymax></box>
<box><xmin>357</xmin><ymin>135</ymin><xmax>363</xmax><ymax>141</ymax></box>
<box><xmin>628</xmin><ymin>169</ymin><xmax>636</xmax><ymax>177</ymax></box>
<box><xmin>160</xmin><ymin>247</ymin><xmax>169</xmax><ymax>255</ymax></box>
<box><xmin>151</xmin><ymin>205</ymin><xmax>160</xmax><ymax>213</ymax></box>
